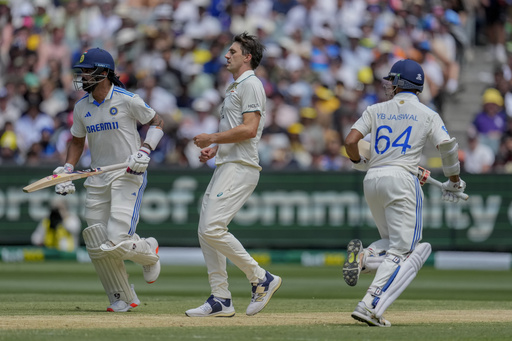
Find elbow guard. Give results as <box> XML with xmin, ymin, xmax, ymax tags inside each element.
<box><xmin>438</xmin><ymin>137</ymin><xmax>460</xmax><ymax>177</ymax></box>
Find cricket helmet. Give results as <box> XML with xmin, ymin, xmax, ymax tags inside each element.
<box><xmin>383</xmin><ymin>59</ymin><xmax>424</xmax><ymax>92</ymax></box>
<box><xmin>73</xmin><ymin>48</ymin><xmax>116</xmax><ymax>92</ymax></box>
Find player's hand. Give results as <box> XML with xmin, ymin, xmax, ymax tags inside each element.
<box><xmin>127</xmin><ymin>147</ymin><xmax>151</xmax><ymax>175</ymax></box>
<box><xmin>193</xmin><ymin>133</ymin><xmax>213</xmax><ymax>149</ymax></box>
<box><xmin>441</xmin><ymin>179</ymin><xmax>466</xmax><ymax>203</ymax></box>
<box><xmin>199</xmin><ymin>147</ymin><xmax>217</xmax><ymax>163</ymax></box>
<box><xmin>54</xmin><ymin>163</ymin><xmax>75</xmax><ymax>196</ymax></box>
<box><xmin>351</xmin><ymin>155</ymin><xmax>369</xmax><ymax>172</ymax></box>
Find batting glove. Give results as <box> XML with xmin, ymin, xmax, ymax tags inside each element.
<box><xmin>441</xmin><ymin>179</ymin><xmax>466</xmax><ymax>203</ymax></box>
<box><xmin>127</xmin><ymin>147</ymin><xmax>151</xmax><ymax>175</ymax></box>
<box><xmin>351</xmin><ymin>155</ymin><xmax>370</xmax><ymax>172</ymax></box>
<box><xmin>54</xmin><ymin>163</ymin><xmax>76</xmax><ymax>196</ymax></box>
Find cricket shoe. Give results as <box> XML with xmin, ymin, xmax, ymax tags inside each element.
<box><xmin>107</xmin><ymin>284</ymin><xmax>141</xmax><ymax>312</ymax></box>
<box><xmin>185</xmin><ymin>295</ymin><xmax>235</xmax><ymax>317</ymax></box>
<box><xmin>246</xmin><ymin>271</ymin><xmax>282</xmax><ymax>316</ymax></box>
<box><xmin>142</xmin><ymin>237</ymin><xmax>160</xmax><ymax>284</ymax></box>
<box><xmin>343</xmin><ymin>239</ymin><xmax>363</xmax><ymax>286</ymax></box>
<box><xmin>351</xmin><ymin>301</ymin><xmax>391</xmax><ymax>327</ymax></box>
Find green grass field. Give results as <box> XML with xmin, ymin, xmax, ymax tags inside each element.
<box><xmin>1</xmin><ymin>261</ymin><xmax>511</xmax><ymax>341</ymax></box>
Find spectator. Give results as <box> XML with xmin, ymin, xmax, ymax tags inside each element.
<box><xmin>135</xmin><ymin>73</ymin><xmax>178</xmax><ymax>128</ymax></box>
<box><xmin>0</xmin><ymin>121</ymin><xmax>17</xmax><ymax>161</ymax></box>
<box><xmin>178</xmin><ymin>97</ymin><xmax>218</xmax><ymax>168</ymax></box>
<box><xmin>14</xmin><ymin>90</ymin><xmax>54</xmax><ymax>157</ymax></box>
<box><xmin>462</xmin><ymin>129</ymin><xmax>495</xmax><ymax>174</ymax></box>
<box><xmin>31</xmin><ymin>197</ymin><xmax>81</xmax><ymax>252</ymax></box>
<box><xmin>472</xmin><ymin>88</ymin><xmax>507</xmax><ymax>154</ymax></box>
<box><xmin>316</xmin><ymin>129</ymin><xmax>350</xmax><ymax>171</ymax></box>
<box><xmin>0</xmin><ymin>87</ymin><xmax>21</xmax><ymax>130</ymax></box>
<box><xmin>495</xmin><ymin>134</ymin><xmax>512</xmax><ymax>173</ymax></box>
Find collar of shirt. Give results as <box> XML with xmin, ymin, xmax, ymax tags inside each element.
<box><xmin>88</xmin><ymin>84</ymin><xmax>115</xmax><ymax>106</ymax></box>
<box><xmin>394</xmin><ymin>91</ymin><xmax>419</xmax><ymax>101</ymax></box>
<box><xmin>227</xmin><ymin>70</ymin><xmax>255</xmax><ymax>91</ymax></box>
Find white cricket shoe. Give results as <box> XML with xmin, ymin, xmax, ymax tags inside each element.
<box><xmin>185</xmin><ymin>295</ymin><xmax>235</xmax><ymax>317</ymax></box>
<box><xmin>351</xmin><ymin>301</ymin><xmax>391</xmax><ymax>327</ymax></box>
<box><xmin>107</xmin><ymin>284</ymin><xmax>141</xmax><ymax>312</ymax></box>
<box><xmin>343</xmin><ymin>239</ymin><xmax>363</xmax><ymax>286</ymax></box>
<box><xmin>246</xmin><ymin>271</ymin><xmax>282</xmax><ymax>316</ymax></box>
<box><xmin>142</xmin><ymin>237</ymin><xmax>160</xmax><ymax>284</ymax></box>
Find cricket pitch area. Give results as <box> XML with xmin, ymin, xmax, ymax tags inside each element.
<box><xmin>1</xmin><ymin>262</ymin><xmax>511</xmax><ymax>340</ymax></box>
<box><xmin>3</xmin><ymin>310</ymin><xmax>512</xmax><ymax>330</ymax></box>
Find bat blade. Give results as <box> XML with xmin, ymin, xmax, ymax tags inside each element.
<box><xmin>23</xmin><ymin>162</ymin><xmax>129</xmax><ymax>193</ymax></box>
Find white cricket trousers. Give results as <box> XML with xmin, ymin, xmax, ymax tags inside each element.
<box><xmin>198</xmin><ymin>162</ymin><xmax>266</xmax><ymax>299</ymax></box>
<box><xmin>84</xmin><ymin>172</ymin><xmax>147</xmax><ymax>245</ymax></box>
<box><xmin>363</xmin><ymin>166</ymin><xmax>423</xmax><ymax>290</ymax></box>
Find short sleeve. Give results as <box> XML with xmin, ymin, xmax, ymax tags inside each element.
<box><xmin>129</xmin><ymin>94</ymin><xmax>156</xmax><ymax>124</ymax></box>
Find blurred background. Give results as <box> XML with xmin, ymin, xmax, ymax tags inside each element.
<box><xmin>0</xmin><ymin>0</ymin><xmax>511</xmax><ymax>267</ymax></box>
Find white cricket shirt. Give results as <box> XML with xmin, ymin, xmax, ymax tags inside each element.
<box><xmin>71</xmin><ymin>85</ymin><xmax>156</xmax><ymax>168</ymax></box>
<box><xmin>216</xmin><ymin>70</ymin><xmax>266</xmax><ymax>170</ymax></box>
<box><xmin>351</xmin><ymin>92</ymin><xmax>450</xmax><ymax>173</ymax></box>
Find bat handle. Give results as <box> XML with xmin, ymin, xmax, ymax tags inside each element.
<box><xmin>97</xmin><ymin>162</ymin><xmax>130</xmax><ymax>172</ymax></box>
<box><xmin>426</xmin><ymin>176</ymin><xmax>469</xmax><ymax>201</ymax></box>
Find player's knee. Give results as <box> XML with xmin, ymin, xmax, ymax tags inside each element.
<box><xmin>106</xmin><ymin>216</ymin><xmax>132</xmax><ymax>245</ymax></box>
<box><xmin>198</xmin><ymin>226</ymin><xmax>226</xmax><ymax>242</ymax></box>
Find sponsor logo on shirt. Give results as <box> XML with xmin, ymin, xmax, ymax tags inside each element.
<box><xmin>86</xmin><ymin>121</ymin><xmax>119</xmax><ymax>133</ymax></box>
<box><xmin>85</xmin><ymin>112</ymin><xmax>92</xmax><ymax>118</ymax></box>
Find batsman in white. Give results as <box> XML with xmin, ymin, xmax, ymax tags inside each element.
<box><xmin>54</xmin><ymin>48</ymin><xmax>165</xmax><ymax>312</ymax></box>
<box><xmin>343</xmin><ymin>59</ymin><xmax>467</xmax><ymax>327</ymax></box>
<box><xmin>186</xmin><ymin>32</ymin><xmax>282</xmax><ymax>318</ymax></box>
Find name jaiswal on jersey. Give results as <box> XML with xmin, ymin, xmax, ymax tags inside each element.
<box><xmin>86</xmin><ymin>121</ymin><xmax>120</xmax><ymax>133</ymax></box>
<box><xmin>376</xmin><ymin>113</ymin><xmax>418</xmax><ymax>121</ymax></box>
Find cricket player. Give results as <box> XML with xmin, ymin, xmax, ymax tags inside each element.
<box><xmin>54</xmin><ymin>48</ymin><xmax>164</xmax><ymax>312</ymax></box>
<box><xmin>343</xmin><ymin>59</ymin><xmax>467</xmax><ymax>327</ymax></box>
<box><xmin>186</xmin><ymin>32</ymin><xmax>282</xmax><ymax>317</ymax></box>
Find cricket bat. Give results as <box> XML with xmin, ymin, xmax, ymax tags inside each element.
<box><xmin>354</xmin><ymin>140</ymin><xmax>469</xmax><ymax>201</ymax></box>
<box><xmin>23</xmin><ymin>162</ymin><xmax>129</xmax><ymax>193</ymax></box>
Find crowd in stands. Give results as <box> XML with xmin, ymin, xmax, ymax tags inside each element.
<box><xmin>0</xmin><ymin>0</ymin><xmax>511</xmax><ymax>173</ymax></box>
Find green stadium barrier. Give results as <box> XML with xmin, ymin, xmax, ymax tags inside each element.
<box><xmin>1</xmin><ymin>167</ymin><xmax>511</xmax><ymax>252</ymax></box>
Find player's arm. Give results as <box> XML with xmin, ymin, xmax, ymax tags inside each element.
<box><xmin>437</xmin><ymin>137</ymin><xmax>466</xmax><ymax>202</ymax></box>
<box><xmin>127</xmin><ymin>113</ymin><xmax>165</xmax><ymax>175</ymax></box>
<box><xmin>141</xmin><ymin>113</ymin><xmax>164</xmax><ymax>151</ymax></box>
<box><xmin>64</xmin><ymin>136</ymin><xmax>86</xmax><ymax>167</ymax></box>
<box><xmin>193</xmin><ymin>111</ymin><xmax>261</xmax><ymax>149</ymax></box>
<box><xmin>345</xmin><ymin>129</ymin><xmax>370</xmax><ymax>172</ymax></box>
<box><xmin>345</xmin><ymin>129</ymin><xmax>364</xmax><ymax>162</ymax></box>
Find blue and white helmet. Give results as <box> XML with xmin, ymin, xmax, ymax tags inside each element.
<box><xmin>73</xmin><ymin>48</ymin><xmax>118</xmax><ymax>92</ymax></box>
<box><xmin>73</xmin><ymin>47</ymin><xmax>115</xmax><ymax>71</ymax></box>
<box><xmin>383</xmin><ymin>59</ymin><xmax>424</xmax><ymax>92</ymax></box>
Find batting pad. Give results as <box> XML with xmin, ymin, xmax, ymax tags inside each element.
<box><xmin>83</xmin><ymin>224</ymin><xmax>135</xmax><ymax>304</ymax></box>
<box><xmin>374</xmin><ymin>243</ymin><xmax>432</xmax><ymax>318</ymax></box>
<box><xmin>99</xmin><ymin>233</ymin><xmax>159</xmax><ymax>266</ymax></box>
